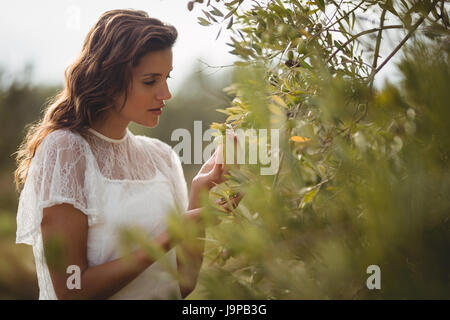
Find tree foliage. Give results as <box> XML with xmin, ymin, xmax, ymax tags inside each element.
<box><xmin>179</xmin><ymin>0</ymin><xmax>450</xmax><ymax>299</ymax></box>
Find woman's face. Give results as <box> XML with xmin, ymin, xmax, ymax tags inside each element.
<box><xmin>114</xmin><ymin>48</ymin><xmax>173</xmax><ymax>128</ymax></box>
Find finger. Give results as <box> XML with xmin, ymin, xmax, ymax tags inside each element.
<box><xmin>215</xmin><ymin>144</ymin><xmax>224</xmax><ymax>168</ymax></box>
<box><xmin>213</xmin><ymin>147</ymin><xmax>227</xmax><ymax>173</ymax></box>
<box><xmin>230</xmin><ymin>192</ymin><xmax>244</xmax><ymax>208</ymax></box>
<box><xmin>214</xmin><ymin>199</ymin><xmax>231</xmax><ymax>214</ymax></box>
<box><xmin>201</xmin><ymin>147</ymin><xmax>221</xmax><ymax>173</ymax></box>
<box><xmin>212</xmin><ymin>162</ymin><xmax>226</xmax><ymax>182</ymax></box>
<box><xmin>219</xmin><ymin>201</ymin><xmax>232</xmax><ymax>213</ymax></box>
<box><xmin>216</xmin><ymin>192</ymin><xmax>244</xmax><ymax>212</ymax></box>
<box><xmin>205</xmin><ymin>150</ymin><xmax>217</xmax><ymax>166</ymax></box>
<box><xmin>228</xmin><ymin>133</ymin><xmax>240</xmax><ymax>149</ymax></box>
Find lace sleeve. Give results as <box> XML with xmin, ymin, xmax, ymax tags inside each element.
<box><xmin>16</xmin><ymin>129</ymin><xmax>102</xmax><ymax>246</ymax></box>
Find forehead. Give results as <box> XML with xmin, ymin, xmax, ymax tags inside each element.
<box><xmin>135</xmin><ymin>49</ymin><xmax>173</xmax><ymax>75</ymax></box>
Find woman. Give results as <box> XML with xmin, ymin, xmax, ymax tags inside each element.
<box><xmin>14</xmin><ymin>9</ymin><xmax>240</xmax><ymax>300</ymax></box>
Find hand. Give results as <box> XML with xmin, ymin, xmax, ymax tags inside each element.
<box><xmin>189</xmin><ymin>135</ymin><xmax>240</xmax><ymax>210</ymax></box>
<box><xmin>192</xmin><ymin>144</ymin><xmax>228</xmax><ymax>191</ymax></box>
<box><xmin>215</xmin><ymin>192</ymin><xmax>245</xmax><ymax>213</ymax></box>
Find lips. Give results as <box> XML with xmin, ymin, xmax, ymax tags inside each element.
<box><xmin>148</xmin><ymin>106</ymin><xmax>164</xmax><ymax>115</ymax></box>
<box><xmin>148</xmin><ymin>104</ymin><xmax>165</xmax><ymax>111</ymax></box>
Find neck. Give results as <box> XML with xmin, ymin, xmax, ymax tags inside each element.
<box><xmin>91</xmin><ymin>112</ymin><xmax>130</xmax><ymax>140</ymax></box>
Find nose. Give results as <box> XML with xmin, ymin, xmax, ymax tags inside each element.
<box><xmin>157</xmin><ymin>81</ymin><xmax>172</xmax><ymax>101</ymax></box>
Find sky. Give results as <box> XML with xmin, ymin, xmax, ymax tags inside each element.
<box><xmin>0</xmin><ymin>0</ymin><xmax>237</xmax><ymax>94</ymax></box>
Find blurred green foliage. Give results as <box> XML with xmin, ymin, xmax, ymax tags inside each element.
<box><xmin>179</xmin><ymin>0</ymin><xmax>450</xmax><ymax>299</ymax></box>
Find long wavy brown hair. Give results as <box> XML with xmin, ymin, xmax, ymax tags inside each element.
<box><xmin>14</xmin><ymin>9</ymin><xmax>178</xmax><ymax>192</ymax></box>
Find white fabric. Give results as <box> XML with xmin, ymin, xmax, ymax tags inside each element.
<box><xmin>16</xmin><ymin>127</ymin><xmax>189</xmax><ymax>300</ymax></box>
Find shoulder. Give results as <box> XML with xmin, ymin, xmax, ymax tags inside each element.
<box><xmin>29</xmin><ymin>129</ymin><xmax>91</xmax><ymax>179</ymax></box>
<box><xmin>37</xmin><ymin>128</ymin><xmax>87</xmax><ymax>157</ymax></box>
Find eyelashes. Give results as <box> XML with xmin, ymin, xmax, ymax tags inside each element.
<box><xmin>143</xmin><ymin>75</ymin><xmax>172</xmax><ymax>86</ymax></box>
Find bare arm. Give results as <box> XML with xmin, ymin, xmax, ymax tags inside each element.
<box><xmin>41</xmin><ymin>203</ymin><xmax>192</xmax><ymax>300</ymax></box>
<box><xmin>177</xmin><ymin>185</ymin><xmax>243</xmax><ymax>299</ymax></box>
<box><xmin>176</xmin><ymin>144</ymin><xmax>231</xmax><ymax>298</ymax></box>
<box><xmin>176</xmin><ymin>185</ymin><xmax>206</xmax><ymax>299</ymax></box>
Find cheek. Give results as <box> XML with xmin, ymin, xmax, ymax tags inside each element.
<box><xmin>125</xmin><ymin>85</ymin><xmax>155</xmax><ymax>111</ymax></box>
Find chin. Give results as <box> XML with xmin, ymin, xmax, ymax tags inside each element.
<box><xmin>136</xmin><ymin>119</ymin><xmax>159</xmax><ymax>128</ymax></box>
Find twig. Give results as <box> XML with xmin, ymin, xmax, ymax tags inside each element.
<box><xmin>369</xmin><ymin>8</ymin><xmax>387</xmax><ymax>89</ymax></box>
<box><xmin>374</xmin><ymin>8</ymin><xmax>434</xmax><ymax>76</ymax></box>
<box><xmin>294</xmin><ymin>178</ymin><xmax>331</xmax><ymax>201</ymax></box>
<box><xmin>272</xmin><ymin>151</ymin><xmax>285</xmax><ymax>189</ymax></box>
<box><xmin>353</xmin><ymin>8</ymin><xmax>387</xmax><ymax>128</ymax></box>
<box><xmin>308</xmin><ymin>0</ymin><xmax>365</xmax><ymax>44</ymax></box>
<box><xmin>327</xmin><ymin>25</ymin><xmax>403</xmax><ymax>64</ymax></box>
<box><xmin>352</xmin><ymin>1</ymin><xmax>437</xmax><ymax>125</ymax></box>
<box><xmin>325</xmin><ymin>0</ymin><xmax>344</xmax><ymax>26</ymax></box>
<box><xmin>324</xmin><ymin>0</ymin><xmax>365</xmax><ymax>32</ymax></box>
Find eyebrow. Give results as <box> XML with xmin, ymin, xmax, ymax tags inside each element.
<box><xmin>141</xmin><ymin>67</ymin><xmax>173</xmax><ymax>77</ymax></box>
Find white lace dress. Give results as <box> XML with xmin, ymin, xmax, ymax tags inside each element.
<box><xmin>15</xmin><ymin>127</ymin><xmax>189</xmax><ymax>300</ymax></box>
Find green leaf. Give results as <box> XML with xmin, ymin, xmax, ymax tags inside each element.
<box><xmin>344</xmin><ymin>13</ymin><xmax>350</xmax><ymax>26</ymax></box>
<box><xmin>403</xmin><ymin>13</ymin><xmax>412</xmax><ymax>28</ymax></box>
<box><xmin>215</xmin><ymin>26</ymin><xmax>222</xmax><ymax>40</ymax></box>
<box><xmin>300</xmin><ymin>60</ymin><xmax>313</xmax><ymax>70</ymax></box>
<box><xmin>198</xmin><ymin>17</ymin><xmax>212</xmax><ymax>26</ymax></box>
<box><xmin>315</xmin><ymin>0</ymin><xmax>325</xmax><ymax>12</ymax></box>
<box><xmin>334</xmin><ymin>40</ymin><xmax>344</xmax><ymax>51</ymax></box>
<box><xmin>224</xmin><ymin>7</ymin><xmax>238</xmax><ymax>20</ymax></box>
<box><xmin>379</xmin><ymin>1</ymin><xmax>399</xmax><ymax>17</ymax></box>
<box><xmin>271</xmin><ymin>95</ymin><xmax>288</xmax><ymax>109</ymax></box>
<box><xmin>303</xmin><ymin>188</ymin><xmax>318</xmax><ymax>204</ymax></box>
<box><xmin>210</xmin><ymin>6</ymin><xmax>224</xmax><ymax>17</ymax></box>
<box><xmin>202</xmin><ymin>9</ymin><xmax>218</xmax><ymax>23</ymax></box>
<box><xmin>216</xmin><ymin>108</ymin><xmax>231</xmax><ymax>115</ymax></box>
<box><xmin>227</xmin><ymin>16</ymin><xmax>234</xmax><ymax>29</ymax></box>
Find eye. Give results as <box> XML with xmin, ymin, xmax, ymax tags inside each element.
<box><xmin>143</xmin><ymin>80</ymin><xmax>156</xmax><ymax>86</ymax></box>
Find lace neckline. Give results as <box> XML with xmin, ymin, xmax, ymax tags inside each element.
<box><xmin>87</xmin><ymin>127</ymin><xmax>129</xmax><ymax>144</ymax></box>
